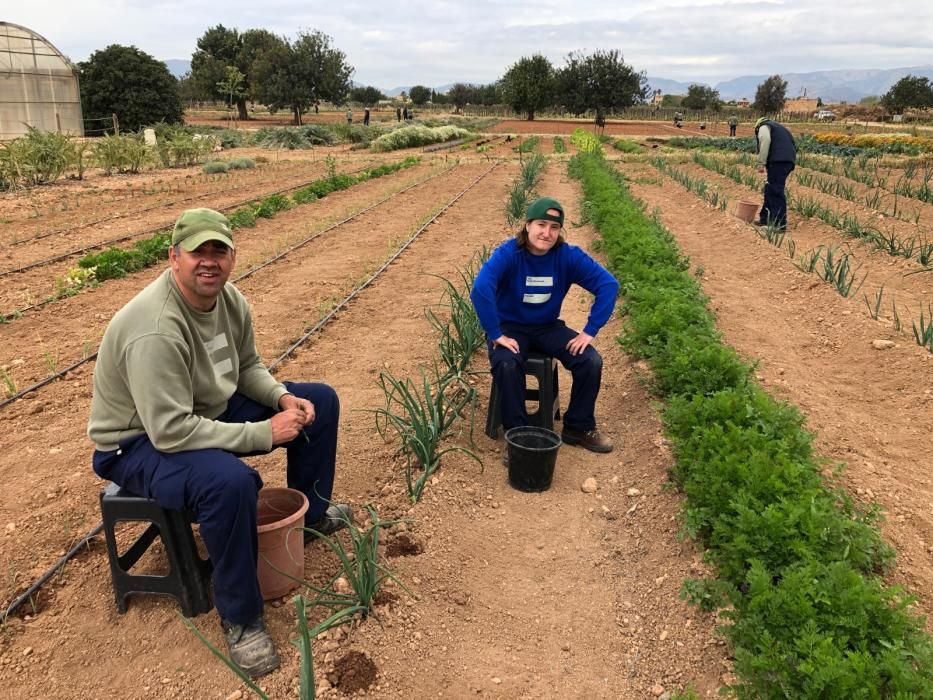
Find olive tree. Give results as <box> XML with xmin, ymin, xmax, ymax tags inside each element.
<box><xmin>557</xmin><ymin>49</ymin><xmax>648</xmax><ymax>124</ymax></box>
<box><xmin>753</xmin><ymin>75</ymin><xmax>788</xmax><ymax>114</ymax></box>
<box><xmin>500</xmin><ymin>54</ymin><xmax>556</xmax><ymax>120</ymax></box>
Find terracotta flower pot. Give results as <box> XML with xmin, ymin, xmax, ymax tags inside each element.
<box><xmin>256</xmin><ymin>487</ymin><xmax>309</xmax><ymax>600</ymax></box>
<box><xmin>735</xmin><ymin>200</ymin><xmax>759</xmax><ymax>223</ymax></box>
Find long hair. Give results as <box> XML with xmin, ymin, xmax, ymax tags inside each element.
<box><xmin>515</xmin><ymin>223</ymin><xmax>565</xmax><ymax>250</ymax></box>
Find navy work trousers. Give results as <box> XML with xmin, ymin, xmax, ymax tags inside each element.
<box><xmin>488</xmin><ymin>320</ymin><xmax>603</xmax><ymax>433</ymax></box>
<box><xmin>760</xmin><ymin>161</ymin><xmax>795</xmax><ymax>229</ymax></box>
<box><xmin>92</xmin><ymin>381</ymin><xmax>339</xmax><ymax>625</ymax></box>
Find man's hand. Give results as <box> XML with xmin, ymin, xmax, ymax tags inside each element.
<box><xmin>565</xmin><ymin>332</ymin><xmax>593</xmax><ymax>356</ymax></box>
<box><xmin>271</xmin><ymin>394</ymin><xmax>316</xmax><ymax>445</ymax></box>
<box><xmin>493</xmin><ymin>335</ymin><xmax>520</xmax><ymax>354</ymax></box>
<box><xmin>279</xmin><ymin>393</ymin><xmax>315</xmax><ymax>424</ymax></box>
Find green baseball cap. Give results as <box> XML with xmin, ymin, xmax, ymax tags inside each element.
<box><xmin>755</xmin><ymin>117</ymin><xmax>769</xmax><ymax>129</ymax></box>
<box><xmin>172</xmin><ymin>208</ymin><xmax>235</xmax><ymax>251</ymax></box>
<box><xmin>525</xmin><ymin>197</ymin><xmax>564</xmax><ymax>227</ymax></box>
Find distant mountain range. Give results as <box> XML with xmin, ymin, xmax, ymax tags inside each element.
<box><xmin>165</xmin><ymin>59</ymin><xmax>933</xmax><ymax>105</ymax></box>
<box><xmin>648</xmin><ymin>65</ymin><xmax>933</xmax><ymax>103</ymax></box>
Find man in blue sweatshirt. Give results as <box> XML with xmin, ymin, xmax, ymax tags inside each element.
<box><xmin>471</xmin><ymin>197</ymin><xmax>620</xmax><ymax>453</ymax></box>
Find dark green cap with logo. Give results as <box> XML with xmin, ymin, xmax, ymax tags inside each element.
<box><xmin>172</xmin><ymin>208</ymin><xmax>235</xmax><ymax>251</ymax></box>
<box><xmin>525</xmin><ymin>197</ymin><xmax>564</xmax><ymax>227</ymax></box>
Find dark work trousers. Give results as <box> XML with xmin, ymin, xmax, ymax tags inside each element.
<box><xmin>92</xmin><ymin>381</ymin><xmax>339</xmax><ymax>625</ymax></box>
<box><xmin>729</xmin><ymin>124</ymin><xmax>737</xmax><ymax>137</ymax></box>
<box><xmin>488</xmin><ymin>320</ymin><xmax>603</xmax><ymax>433</ymax></box>
<box><xmin>760</xmin><ymin>161</ymin><xmax>795</xmax><ymax>229</ymax></box>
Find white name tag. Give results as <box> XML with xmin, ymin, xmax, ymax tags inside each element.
<box><xmin>523</xmin><ymin>293</ymin><xmax>552</xmax><ymax>304</ymax></box>
<box><xmin>525</xmin><ymin>276</ymin><xmax>553</xmax><ymax>286</ymax></box>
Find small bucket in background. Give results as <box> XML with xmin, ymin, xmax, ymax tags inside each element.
<box><xmin>735</xmin><ymin>200</ymin><xmax>759</xmax><ymax>223</ymax></box>
<box><xmin>256</xmin><ymin>487</ymin><xmax>309</xmax><ymax>600</ymax></box>
<box><xmin>505</xmin><ymin>426</ymin><xmax>562</xmax><ymax>492</ymax></box>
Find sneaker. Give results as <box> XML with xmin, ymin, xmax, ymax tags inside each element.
<box><xmin>303</xmin><ymin>503</ymin><xmax>353</xmax><ymax>544</ymax></box>
<box><xmin>221</xmin><ymin>616</ymin><xmax>280</xmax><ymax>678</ymax></box>
<box><xmin>561</xmin><ymin>427</ymin><xmax>614</xmax><ymax>453</ymax></box>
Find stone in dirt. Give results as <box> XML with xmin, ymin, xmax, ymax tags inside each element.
<box><xmin>626</xmin><ymin>488</ymin><xmax>641</xmax><ymax>496</ymax></box>
<box><xmin>581</xmin><ymin>477</ymin><xmax>598</xmax><ymax>493</ymax></box>
<box><xmin>871</xmin><ymin>339</ymin><xmax>895</xmax><ymax>350</ymax></box>
<box><xmin>650</xmin><ymin>684</ymin><xmax>665</xmax><ymax>697</ymax></box>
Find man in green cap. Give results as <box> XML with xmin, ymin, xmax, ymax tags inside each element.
<box><xmin>471</xmin><ymin>197</ymin><xmax>620</xmax><ymax>455</ymax></box>
<box><xmin>88</xmin><ymin>208</ymin><xmax>351</xmax><ymax>679</ymax></box>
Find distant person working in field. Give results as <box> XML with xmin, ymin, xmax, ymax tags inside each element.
<box><xmin>396</xmin><ymin>106</ymin><xmax>402</xmax><ymax>122</ymax></box>
<box><xmin>346</xmin><ymin>108</ymin><xmax>353</xmax><ymax>124</ymax></box>
<box><xmin>471</xmin><ymin>197</ymin><xmax>620</xmax><ymax>456</ymax></box>
<box><xmin>728</xmin><ymin>114</ymin><xmax>738</xmax><ymax>137</ymax></box>
<box><xmin>363</xmin><ymin>107</ymin><xmax>371</xmax><ymax>126</ymax></box>
<box><xmin>755</xmin><ymin>116</ymin><xmax>797</xmax><ymax>231</ymax></box>
<box><xmin>88</xmin><ymin>208</ymin><xmax>352</xmax><ymax>679</ymax></box>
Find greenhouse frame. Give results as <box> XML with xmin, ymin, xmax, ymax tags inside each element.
<box><xmin>0</xmin><ymin>21</ymin><xmax>83</xmax><ymax>140</ymax></box>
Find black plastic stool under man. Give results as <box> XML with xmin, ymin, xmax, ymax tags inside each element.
<box><xmin>100</xmin><ymin>482</ymin><xmax>213</xmax><ymax>617</ymax></box>
<box><xmin>485</xmin><ymin>351</ymin><xmax>561</xmax><ymax>439</ymax></box>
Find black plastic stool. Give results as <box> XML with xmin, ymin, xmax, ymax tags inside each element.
<box><xmin>485</xmin><ymin>351</ymin><xmax>561</xmax><ymax>438</ymax></box>
<box><xmin>100</xmin><ymin>482</ymin><xmax>213</xmax><ymax>617</ymax></box>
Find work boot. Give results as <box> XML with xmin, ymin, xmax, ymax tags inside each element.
<box><xmin>221</xmin><ymin>616</ymin><xmax>280</xmax><ymax>678</ymax></box>
<box><xmin>304</xmin><ymin>503</ymin><xmax>353</xmax><ymax>544</ymax></box>
<box><xmin>561</xmin><ymin>427</ymin><xmax>614</xmax><ymax>453</ymax></box>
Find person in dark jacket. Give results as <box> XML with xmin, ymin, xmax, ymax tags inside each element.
<box><xmin>755</xmin><ymin>117</ymin><xmax>796</xmax><ymax>230</ymax></box>
<box><xmin>470</xmin><ymin>197</ymin><xmax>619</xmax><ymax>455</ymax></box>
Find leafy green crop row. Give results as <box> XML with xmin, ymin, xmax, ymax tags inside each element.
<box><xmin>569</xmin><ymin>150</ymin><xmax>932</xmax><ymax>697</ymax></box>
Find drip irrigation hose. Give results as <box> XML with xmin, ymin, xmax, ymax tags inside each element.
<box><xmin>0</xmin><ymin>162</ymin><xmax>455</xmax><ymax>411</ymax></box>
<box><xmin>0</xmin><ymin>160</ymin><xmax>498</xmax><ymax>622</ymax></box>
<box><xmin>0</xmin><ymin>161</ymin><xmax>384</xmax><ymax>279</ymax></box>
<box><xmin>0</xmin><ymin>523</ymin><xmax>103</xmax><ymax>625</ymax></box>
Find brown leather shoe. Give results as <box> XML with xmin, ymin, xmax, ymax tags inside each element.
<box><xmin>561</xmin><ymin>427</ymin><xmax>614</xmax><ymax>453</ymax></box>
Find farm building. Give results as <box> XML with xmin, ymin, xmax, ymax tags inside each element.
<box><xmin>0</xmin><ymin>21</ymin><xmax>83</xmax><ymax>140</ymax></box>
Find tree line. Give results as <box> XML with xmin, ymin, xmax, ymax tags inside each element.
<box><xmin>76</xmin><ymin>23</ymin><xmax>933</xmax><ymax>133</ymax></box>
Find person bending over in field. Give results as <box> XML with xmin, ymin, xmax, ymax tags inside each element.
<box><xmin>754</xmin><ymin>116</ymin><xmax>797</xmax><ymax>231</ymax></box>
<box><xmin>471</xmin><ymin>197</ymin><xmax>620</xmax><ymax>456</ymax></box>
<box><xmin>88</xmin><ymin>208</ymin><xmax>352</xmax><ymax>679</ymax></box>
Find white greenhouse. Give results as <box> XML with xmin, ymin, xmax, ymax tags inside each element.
<box><xmin>0</xmin><ymin>21</ymin><xmax>83</xmax><ymax>140</ymax></box>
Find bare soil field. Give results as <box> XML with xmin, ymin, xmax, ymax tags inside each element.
<box><xmin>1</xmin><ymin>124</ymin><xmax>929</xmax><ymax>698</ymax></box>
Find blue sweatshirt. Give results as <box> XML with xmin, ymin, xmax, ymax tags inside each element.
<box><xmin>470</xmin><ymin>239</ymin><xmax>619</xmax><ymax>340</ymax></box>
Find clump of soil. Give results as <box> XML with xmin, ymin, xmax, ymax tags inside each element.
<box><xmin>332</xmin><ymin>650</ymin><xmax>378</xmax><ymax>693</ymax></box>
<box><xmin>385</xmin><ymin>531</ymin><xmax>423</xmax><ymax>557</ymax></box>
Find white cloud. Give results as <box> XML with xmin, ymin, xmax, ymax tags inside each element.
<box><xmin>3</xmin><ymin>0</ymin><xmax>932</xmax><ymax>87</ymax></box>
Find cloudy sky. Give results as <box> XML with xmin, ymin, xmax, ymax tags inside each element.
<box><xmin>6</xmin><ymin>1</ymin><xmax>933</xmax><ymax>88</ymax></box>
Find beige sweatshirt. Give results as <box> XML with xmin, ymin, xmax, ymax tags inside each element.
<box><xmin>88</xmin><ymin>269</ymin><xmax>287</xmax><ymax>453</ymax></box>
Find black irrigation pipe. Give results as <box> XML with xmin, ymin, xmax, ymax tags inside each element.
<box><xmin>0</xmin><ymin>161</ymin><xmax>458</xmax><ymax>410</ymax></box>
<box><xmin>0</xmin><ymin>161</ymin><xmax>499</xmax><ymax>624</ymax></box>
<box><xmin>0</xmin><ymin>161</ymin><xmax>384</xmax><ymax>279</ymax></box>
<box><xmin>0</xmin><ymin>524</ymin><xmax>104</xmax><ymax>625</ymax></box>
<box><xmin>8</xmin><ymin>159</ymin><xmax>321</xmax><ymax>247</ymax></box>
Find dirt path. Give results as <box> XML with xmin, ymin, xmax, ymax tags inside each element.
<box><xmin>621</xmin><ymin>161</ymin><xmax>933</xmax><ymax>625</ymax></box>
<box><xmin>0</xmin><ymin>158</ymin><xmax>729</xmax><ymax>698</ymax></box>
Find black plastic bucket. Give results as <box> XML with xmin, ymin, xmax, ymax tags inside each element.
<box><xmin>505</xmin><ymin>426</ymin><xmax>562</xmax><ymax>492</ymax></box>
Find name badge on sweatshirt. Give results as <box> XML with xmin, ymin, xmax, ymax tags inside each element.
<box><xmin>523</xmin><ymin>275</ymin><xmax>552</xmax><ymax>304</ymax></box>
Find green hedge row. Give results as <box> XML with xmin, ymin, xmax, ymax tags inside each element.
<box><xmin>568</xmin><ymin>151</ymin><xmax>932</xmax><ymax>698</ymax></box>
<box><xmin>79</xmin><ymin>156</ymin><xmax>420</xmax><ymax>281</ymax></box>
